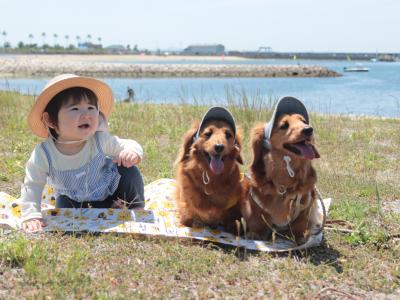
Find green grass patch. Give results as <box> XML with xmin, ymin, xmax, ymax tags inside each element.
<box><xmin>0</xmin><ymin>90</ymin><xmax>399</xmax><ymax>298</ymax></box>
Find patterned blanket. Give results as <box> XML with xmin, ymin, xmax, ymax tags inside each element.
<box><xmin>0</xmin><ymin>179</ymin><xmax>331</xmax><ymax>252</ymax></box>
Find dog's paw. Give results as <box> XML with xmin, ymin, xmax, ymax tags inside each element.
<box><xmin>294</xmin><ymin>230</ymin><xmax>311</xmax><ymax>245</ymax></box>
<box><xmin>179</xmin><ymin>215</ymin><xmax>194</xmax><ymax>227</ymax></box>
<box><xmin>192</xmin><ymin>219</ymin><xmax>207</xmax><ymax>228</ymax></box>
<box><xmin>245</xmin><ymin>231</ymin><xmax>271</xmax><ymax>241</ymax></box>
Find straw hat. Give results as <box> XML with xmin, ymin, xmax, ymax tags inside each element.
<box><xmin>27</xmin><ymin>74</ymin><xmax>114</xmax><ymax>138</ymax></box>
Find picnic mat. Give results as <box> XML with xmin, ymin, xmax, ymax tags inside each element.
<box><xmin>0</xmin><ymin>178</ymin><xmax>331</xmax><ymax>252</ymax></box>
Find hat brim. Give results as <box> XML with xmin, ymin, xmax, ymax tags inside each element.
<box><xmin>28</xmin><ymin>76</ymin><xmax>113</xmax><ymax>138</ymax></box>
<box><xmin>195</xmin><ymin>106</ymin><xmax>236</xmax><ymax>139</ymax></box>
<box><xmin>264</xmin><ymin>96</ymin><xmax>309</xmax><ymax>140</ymax></box>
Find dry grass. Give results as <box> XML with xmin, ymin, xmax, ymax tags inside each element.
<box><xmin>0</xmin><ymin>91</ymin><xmax>399</xmax><ymax>299</ymax></box>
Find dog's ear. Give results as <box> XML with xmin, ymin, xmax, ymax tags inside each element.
<box><xmin>174</xmin><ymin>121</ymin><xmax>199</xmax><ymax>164</ymax></box>
<box><xmin>234</xmin><ymin>128</ymin><xmax>244</xmax><ymax>165</ymax></box>
<box><xmin>250</xmin><ymin>123</ymin><xmax>267</xmax><ymax>179</ymax></box>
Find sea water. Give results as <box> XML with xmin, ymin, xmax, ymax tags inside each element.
<box><xmin>0</xmin><ymin>59</ymin><xmax>399</xmax><ymax>118</ymax></box>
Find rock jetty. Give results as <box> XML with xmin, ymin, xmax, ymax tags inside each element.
<box><xmin>0</xmin><ymin>55</ymin><xmax>341</xmax><ymax>78</ymax></box>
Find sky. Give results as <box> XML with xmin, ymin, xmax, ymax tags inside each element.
<box><xmin>0</xmin><ymin>0</ymin><xmax>399</xmax><ymax>53</ymax></box>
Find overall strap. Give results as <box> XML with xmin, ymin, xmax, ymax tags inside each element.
<box><xmin>40</xmin><ymin>143</ymin><xmax>53</xmax><ymax>170</ymax></box>
<box><xmin>94</xmin><ymin>132</ymin><xmax>104</xmax><ymax>154</ymax></box>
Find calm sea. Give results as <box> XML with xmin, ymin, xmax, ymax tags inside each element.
<box><xmin>1</xmin><ymin>59</ymin><xmax>399</xmax><ymax>118</ymax></box>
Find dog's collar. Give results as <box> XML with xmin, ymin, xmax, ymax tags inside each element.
<box><xmin>249</xmin><ymin>187</ymin><xmax>273</xmax><ymax>216</ymax></box>
<box><xmin>249</xmin><ymin>188</ymin><xmax>309</xmax><ymax>226</ymax></box>
<box><xmin>202</xmin><ymin>171</ymin><xmax>210</xmax><ymax>185</ymax></box>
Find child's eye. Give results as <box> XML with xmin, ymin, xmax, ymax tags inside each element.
<box><xmin>88</xmin><ymin>106</ymin><xmax>97</xmax><ymax>110</ymax></box>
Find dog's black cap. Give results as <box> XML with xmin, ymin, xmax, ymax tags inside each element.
<box><xmin>264</xmin><ymin>97</ymin><xmax>309</xmax><ymax>146</ymax></box>
<box><xmin>195</xmin><ymin>106</ymin><xmax>237</xmax><ymax>140</ymax></box>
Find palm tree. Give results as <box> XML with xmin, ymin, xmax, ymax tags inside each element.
<box><xmin>76</xmin><ymin>35</ymin><xmax>81</xmax><ymax>47</ymax></box>
<box><xmin>41</xmin><ymin>32</ymin><xmax>46</xmax><ymax>46</ymax></box>
<box><xmin>97</xmin><ymin>37</ymin><xmax>102</xmax><ymax>45</ymax></box>
<box><xmin>53</xmin><ymin>33</ymin><xmax>58</xmax><ymax>46</ymax></box>
<box><xmin>86</xmin><ymin>34</ymin><xmax>92</xmax><ymax>44</ymax></box>
<box><xmin>65</xmin><ymin>34</ymin><xmax>69</xmax><ymax>48</ymax></box>
<box><xmin>2</xmin><ymin>31</ymin><xmax>7</xmax><ymax>47</ymax></box>
<box><xmin>28</xmin><ymin>33</ymin><xmax>34</xmax><ymax>45</ymax></box>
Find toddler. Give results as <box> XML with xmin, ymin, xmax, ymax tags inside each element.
<box><xmin>21</xmin><ymin>74</ymin><xmax>144</xmax><ymax>232</ymax></box>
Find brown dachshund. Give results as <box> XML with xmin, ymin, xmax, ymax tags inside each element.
<box><xmin>241</xmin><ymin>97</ymin><xmax>322</xmax><ymax>243</ymax></box>
<box><xmin>175</xmin><ymin>107</ymin><xmax>243</xmax><ymax>232</ymax></box>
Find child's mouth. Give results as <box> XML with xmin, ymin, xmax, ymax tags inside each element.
<box><xmin>78</xmin><ymin>124</ymin><xmax>90</xmax><ymax>129</ymax></box>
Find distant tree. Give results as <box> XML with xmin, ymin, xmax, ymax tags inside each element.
<box><xmin>53</xmin><ymin>33</ymin><xmax>58</xmax><ymax>46</ymax></box>
<box><xmin>41</xmin><ymin>32</ymin><xmax>46</xmax><ymax>46</ymax></box>
<box><xmin>86</xmin><ymin>34</ymin><xmax>92</xmax><ymax>43</ymax></box>
<box><xmin>2</xmin><ymin>31</ymin><xmax>7</xmax><ymax>47</ymax></box>
<box><xmin>28</xmin><ymin>33</ymin><xmax>34</xmax><ymax>46</ymax></box>
<box><xmin>18</xmin><ymin>41</ymin><xmax>24</xmax><ymax>48</ymax></box>
<box><xmin>65</xmin><ymin>35</ymin><xmax>69</xmax><ymax>48</ymax></box>
<box><xmin>133</xmin><ymin>44</ymin><xmax>138</xmax><ymax>52</ymax></box>
<box><xmin>76</xmin><ymin>35</ymin><xmax>81</xmax><ymax>47</ymax></box>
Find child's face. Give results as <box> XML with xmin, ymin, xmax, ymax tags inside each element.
<box><xmin>55</xmin><ymin>97</ymin><xmax>99</xmax><ymax>142</ymax></box>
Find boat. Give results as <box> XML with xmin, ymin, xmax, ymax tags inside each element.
<box><xmin>343</xmin><ymin>66</ymin><xmax>369</xmax><ymax>72</ymax></box>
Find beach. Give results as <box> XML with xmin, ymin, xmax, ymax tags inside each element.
<box><xmin>0</xmin><ymin>54</ymin><xmax>340</xmax><ymax>78</ymax></box>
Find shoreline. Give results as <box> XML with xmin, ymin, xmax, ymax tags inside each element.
<box><xmin>0</xmin><ymin>54</ymin><xmax>248</xmax><ymax>62</ymax></box>
<box><xmin>0</xmin><ymin>89</ymin><xmax>396</xmax><ymax>120</ymax></box>
<box><xmin>0</xmin><ymin>54</ymin><xmax>341</xmax><ymax>78</ymax></box>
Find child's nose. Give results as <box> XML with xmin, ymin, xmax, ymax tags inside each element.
<box><xmin>81</xmin><ymin>111</ymin><xmax>94</xmax><ymax>120</ymax></box>
<box><xmin>84</xmin><ymin>108</ymin><xmax>97</xmax><ymax>115</ymax></box>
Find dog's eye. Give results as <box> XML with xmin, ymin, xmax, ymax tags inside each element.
<box><xmin>225</xmin><ymin>131</ymin><xmax>232</xmax><ymax>139</ymax></box>
<box><xmin>280</xmin><ymin>122</ymin><xmax>289</xmax><ymax>130</ymax></box>
<box><xmin>204</xmin><ymin>131</ymin><xmax>212</xmax><ymax>139</ymax></box>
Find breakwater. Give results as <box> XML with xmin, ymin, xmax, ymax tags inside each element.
<box><xmin>0</xmin><ymin>56</ymin><xmax>340</xmax><ymax>78</ymax></box>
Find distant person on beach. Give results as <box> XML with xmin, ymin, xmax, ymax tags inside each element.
<box><xmin>20</xmin><ymin>74</ymin><xmax>144</xmax><ymax>232</ymax></box>
<box><xmin>123</xmin><ymin>87</ymin><xmax>135</xmax><ymax>102</ymax></box>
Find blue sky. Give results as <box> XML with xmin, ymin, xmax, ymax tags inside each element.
<box><xmin>0</xmin><ymin>0</ymin><xmax>399</xmax><ymax>53</ymax></box>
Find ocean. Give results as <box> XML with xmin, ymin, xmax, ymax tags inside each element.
<box><xmin>1</xmin><ymin>59</ymin><xmax>399</xmax><ymax>118</ymax></box>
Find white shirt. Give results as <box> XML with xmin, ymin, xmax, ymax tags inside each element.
<box><xmin>20</xmin><ymin>131</ymin><xmax>143</xmax><ymax>222</ymax></box>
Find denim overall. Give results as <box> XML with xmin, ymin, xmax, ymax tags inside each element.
<box><xmin>41</xmin><ymin>134</ymin><xmax>120</xmax><ymax>203</ymax></box>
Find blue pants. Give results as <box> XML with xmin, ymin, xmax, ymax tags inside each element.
<box><xmin>56</xmin><ymin>165</ymin><xmax>144</xmax><ymax>209</ymax></box>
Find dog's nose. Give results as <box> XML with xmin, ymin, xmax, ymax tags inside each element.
<box><xmin>214</xmin><ymin>144</ymin><xmax>224</xmax><ymax>153</ymax></box>
<box><xmin>302</xmin><ymin>126</ymin><xmax>313</xmax><ymax>136</ymax></box>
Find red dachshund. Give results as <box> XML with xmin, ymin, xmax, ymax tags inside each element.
<box><xmin>241</xmin><ymin>97</ymin><xmax>322</xmax><ymax>243</ymax></box>
<box><xmin>175</xmin><ymin>107</ymin><xmax>243</xmax><ymax>232</ymax></box>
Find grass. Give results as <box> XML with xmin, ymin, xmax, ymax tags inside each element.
<box><xmin>0</xmin><ymin>90</ymin><xmax>399</xmax><ymax>298</ymax></box>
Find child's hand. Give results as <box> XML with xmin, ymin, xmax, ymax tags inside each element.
<box><xmin>22</xmin><ymin>218</ymin><xmax>47</xmax><ymax>233</ymax></box>
<box><xmin>113</xmin><ymin>150</ymin><xmax>141</xmax><ymax>168</ymax></box>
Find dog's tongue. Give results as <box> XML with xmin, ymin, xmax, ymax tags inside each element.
<box><xmin>292</xmin><ymin>143</ymin><xmax>316</xmax><ymax>160</ymax></box>
<box><xmin>210</xmin><ymin>156</ymin><xmax>224</xmax><ymax>174</ymax></box>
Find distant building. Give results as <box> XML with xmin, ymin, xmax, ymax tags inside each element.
<box><xmin>258</xmin><ymin>46</ymin><xmax>273</xmax><ymax>52</ymax></box>
<box><xmin>105</xmin><ymin>44</ymin><xmax>126</xmax><ymax>54</ymax></box>
<box><xmin>183</xmin><ymin>44</ymin><xmax>225</xmax><ymax>55</ymax></box>
<box><xmin>78</xmin><ymin>42</ymin><xmax>102</xmax><ymax>50</ymax></box>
